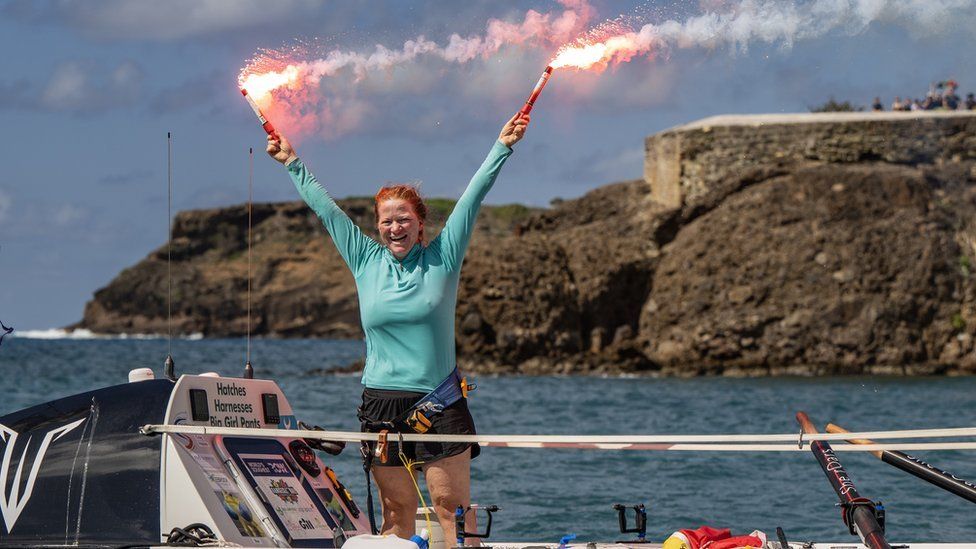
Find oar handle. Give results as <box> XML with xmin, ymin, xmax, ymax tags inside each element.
<box><xmin>796</xmin><ymin>413</ymin><xmax>891</xmax><ymax>549</ymax></box>
<box><xmin>796</xmin><ymin>411</ymin><xmax>817</xmax><ymax>434</ymax></box>
<box><xmin>827</xmin><ymin>423</ymin><xmax>883</xmax><ymax>458</ymax></box>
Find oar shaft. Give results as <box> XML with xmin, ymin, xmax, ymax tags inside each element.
<box><xmin>802</xmin><ymin>415</ymin><xmax>863</xmax><ymax>501</ymax></box>
<box><xmin>883</xmin><ymin>452</ymin><xmax>976</xmax><ymax>504</ymax></box>
<box><xmin>828</xmin><ymin>423</ymin><xmax>976</xmax><ymax>504</ymax></box>
<box><xmin>798</xmin><ymin>413</ymin><xmax>890</xmax><ymax>549</ymax></box>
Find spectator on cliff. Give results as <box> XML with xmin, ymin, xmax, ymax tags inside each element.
<box><xmin>871</xmin><ymin>96</ymin><xmax>884</xmax><ymax>111</ymax></box>
<box><xmin>943</xmin><ymin>89</ymin><xmax>961</xmax><ymax>110</ymax></box>
<box><xmin>266</xmin><ymin>113</ymin><xmax>529</xmax><ymax>544</ymax></box>
<box><xmin>966</xmin><ymin>93</ymin><xmax>976</xmax><ymax>110</ymax></box>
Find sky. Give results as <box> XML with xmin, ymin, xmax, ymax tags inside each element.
<box><xmin>1</xmin><ymin>0</ymin><xmax>975</xmax><ymax>330</ymax></box>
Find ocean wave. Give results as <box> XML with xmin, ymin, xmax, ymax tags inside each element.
<box><xmin>13</xmin><ymin>329</ymin><xmax>204</xmax><ymax>341</ymax></box>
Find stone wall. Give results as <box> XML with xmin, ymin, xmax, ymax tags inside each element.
<box><xmin>645</xmin><ymin>111</ymin><xmax>976</xmax><ymax>209</ymax></box>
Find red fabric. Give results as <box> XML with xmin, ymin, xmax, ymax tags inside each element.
<box><xmin>706</xmin><ymin>535</ymin><xmax>765</xmax><ymax>549</ymax></box>
<box><xmin>677</xmin><ymin>526</ymin><xmax>731</xmax><ymax>548</ymax></box>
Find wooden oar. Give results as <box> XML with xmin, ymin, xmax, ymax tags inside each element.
<box><xmin>827</xmin><ymin>422</ymin><xmax>976</xmax><ymax>504</ymax></box>
<box><xmin>797</xmin><ymin>412</ymin><xmax>891</xmax><ymax>549</ymax></box>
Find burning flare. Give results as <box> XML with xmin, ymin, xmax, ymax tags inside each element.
<box><xmin>239</xmin><ymin>65</ymin><xmax>302</xmax><ymax>103</ymax></box>
<box><xmin>550</xmin><ymin>33</ymin><xmax>643</xmax><ymax>70</ymax></box>
<box><xmin>548</xmin><ymin>15</ymin><xmax>650</xmax><ymax>71</ymax></box>
<box><xmin>236</xmin><ymin>0</ymin><xmax>967</xmax><ymax>139</ymax></box>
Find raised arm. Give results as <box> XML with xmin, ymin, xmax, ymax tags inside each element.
<box><xmin>267</xmin><ymin>134</ymin><xmax>378</xmax><ymax>275</ymax></box>
<box><xmin>437</xmin><ymin>114</ymin><xmax>528</xmax><ymax>270</ymax></box>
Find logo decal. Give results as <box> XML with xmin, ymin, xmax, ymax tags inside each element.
<box><xmin>277</xmin><ymin>415</ymin><xmax>297</xmax><ymax>430</ymax></box>
<box><xmin>0</xmin><ymin>418</ymin><xmax>86</xmax><ymax>532</ymax></box>
<box><xmin>268</xmin><ymin>479</ymin><xmax>299</xmax><ymax>503</ymax></box>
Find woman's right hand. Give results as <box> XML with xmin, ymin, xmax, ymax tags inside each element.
<box><xmin>267</xmin><ymin>134</ymin><xmax>297</xmax><ymax>165</ymax></box>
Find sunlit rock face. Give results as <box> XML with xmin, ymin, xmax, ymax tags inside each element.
<box><xmin>640</xmin><ymin>112</ymin><xmax>976</xmax><ymax>376</ymax></box>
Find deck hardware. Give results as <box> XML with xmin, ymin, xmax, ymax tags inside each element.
<box><xmin>612</xmin><ymin>503</ymin><xmax>648</xmax><ymax>543</ymax></box>
<box><xmin>261</xmin><ymin>393</ymin><xmax>280</xmax><ymax>424</ymax></box>
<box><xmin>454</xmin><ymin>504</ymin><xmax>499</xmax><ymax>549</ymax></box>
<box><xmin>189</xmin><ymin>389</ymin><xmax>209</xmax><ymax>421</ymax></box>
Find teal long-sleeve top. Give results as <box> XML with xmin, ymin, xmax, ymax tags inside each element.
<box><xmin>286</xmin><ymin>140</ymin><xmax>513</xmax><ymax>392</ymax></box>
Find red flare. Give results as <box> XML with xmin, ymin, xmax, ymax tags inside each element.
<box><xmin>240</xmin><ymin>87</ymin><xmax>279</xmax><ymax>139</ymax></box>
<box><xmin>518</xmin><ymin>65</ymin><xmax>553</xmax><ymax>118</ymax></box>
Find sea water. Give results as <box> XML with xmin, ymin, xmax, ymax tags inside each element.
<box><xmin>2</xmin><ymin>336</ymin><xmax>974</xmax><ymax>543</ymax></box>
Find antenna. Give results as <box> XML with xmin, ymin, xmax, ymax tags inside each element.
<box><xmin>244</xmin><ymin>147</ymin><xmax>254</xmax><ymax>380</ymax></box>
<box><xmin>164</xmin><ymin>132</ymin><xmax>176</xmax><ymax>381</ymax></box>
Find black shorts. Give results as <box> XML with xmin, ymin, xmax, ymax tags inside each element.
<box><xmin>359</xmin><ymin>387</ymin><xmax>480</xmax><ymax>467</ymax></box>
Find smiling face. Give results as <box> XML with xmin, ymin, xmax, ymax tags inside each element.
<box><xmin>377</xmin><ymin>198</ymin><xmax>423</xmax><ymax>259</ymax></box>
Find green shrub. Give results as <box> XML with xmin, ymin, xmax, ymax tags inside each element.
<box><xmin>951</xmin><ymin>313</ymin><xmax>966</xmax><ymax>331</ymax></box>
<box><xmin>809</xmin><ymin>98</ymin><xmax>864</xmax><ymax>112</ymax></box>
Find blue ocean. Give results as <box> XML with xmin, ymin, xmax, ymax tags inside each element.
<box><xmin>2</xmin><ymin>336</ymin><xmax>974</xmax><ymax>543</ymax></box>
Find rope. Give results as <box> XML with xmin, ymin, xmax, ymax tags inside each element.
<box><xmin>140</xmin><ymin>424</ymin><xmax>976</xmax><ymax>452</ymax></box>
<box><xmin>165</xmin><ymin>523</ymin><xmax>223</xmax><ymax>546</ymax></box>
<box><xmin>398</xmin><ymin>433</ymin><xmax>433</xmax><ymax>538</ymax></box>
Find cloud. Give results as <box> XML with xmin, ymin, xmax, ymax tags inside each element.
<box><xmin>149</xmin><ymin>70</ymin><xmax>228</xmax><ymax>114</ymax></box>
<box><xmin>40</xmin><ymin>62</ymin><xmax>88</xmax><ymax>109</ymax></box>
<box><xmin>559</xmin><ymin>146</ymin><xmax>644</xmax><ymax>186</ymax></box>
<box><xmin>53</xmin><ymin>204</ymin><xmax>89</xmax><ymax>227</ymax></box>
<box><xmin>0</xmin><ymin>197</ymin><xmax>107</xmax><ymax>242</ymax></box>
<box><xmin>97</xmin><ymin>169</ymin><xmax>155</xmax><ymax>186</ymax></box>
<box><xmin>2</xmin><ymin>0</ymin><xmax>326</xmax><ymax>41</ymax></box>
<box><xmin>0</xmin><ymin>59</ymin><xmax>144</xmax><ymax>114</ymax></box>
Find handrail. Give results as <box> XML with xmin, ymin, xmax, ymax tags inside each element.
<box><xmin>140</xmin><ymin>424</ymin><xmax>976</xmax><ymax>452</ymax></box>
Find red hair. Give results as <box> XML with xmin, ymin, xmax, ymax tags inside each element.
<box><xmin>374</xmin><ymin>184</ymin><xmax>428</xmax><ymax>242</ymax></box>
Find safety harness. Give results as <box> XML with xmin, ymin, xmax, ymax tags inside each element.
<box><xmin>360</xmin><ymin>367</ymin><xmax>474</xmax><ymax>436</ymax></box>
<box><xmin>358</xmin><ymin>368</ymin><xmax>474</xmax><ymax>532</ymax></box>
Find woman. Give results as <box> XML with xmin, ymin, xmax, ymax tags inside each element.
<box><xmin>267</xmin><ymin>113</ymin><xmax>529</xmax><ymax>543</ymax></box>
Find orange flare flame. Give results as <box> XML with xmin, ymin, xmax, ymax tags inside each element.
<box><xmin>550</xmin><ymin>33</ymin><xmax>641</xmax><ymax>70</ymax></box>
<box><xmin>238</xmin><ymin>65</ymin><xmax>302</xmax><ymax>102</ymax></box>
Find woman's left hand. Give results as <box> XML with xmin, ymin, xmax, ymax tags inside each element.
<box><xmin>498</xmin><ymin>113</ymin><xmax>530</xmax><ymax>147</ymax></box>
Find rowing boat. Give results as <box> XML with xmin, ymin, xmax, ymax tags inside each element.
<box><xmin>0</xmin><ymin>369</ymin><xmax>972</xmax><ymax>548</ymax></box>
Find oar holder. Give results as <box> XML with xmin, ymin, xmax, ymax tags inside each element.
<box><xmin>838</xmin><ymin>498</ymin><xmax>885</xmax><ymax>537</ymax></box>
<box><xmin>613</xmin><ymin>503</ymin><xmax>648</xmax><ymax>543</ymax></box>
<box><xmin>454</xmin><ymin>504</ymin><xmax>499</xmax><ymax>549</ymax></box>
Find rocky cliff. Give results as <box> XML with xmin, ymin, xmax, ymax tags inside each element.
<box><xmin>77</xmin><ymin>111</ymin><xmax>976</xmax><ymax>375</ymax></box>
<box><xmin>76</xmin><ymin>198</ymin><xmax>536</xmax><ymax>339</ymax></box>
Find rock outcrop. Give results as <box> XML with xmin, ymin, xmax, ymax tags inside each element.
<box><xmin>76</xmin><ymin>111</ymin><xmax>976</xmax><ymax>375</ymax></box>
<box><xmin>640</xmin><ymin>111</ymin><xmax>976</xmax><ymax>375</ymax></box>
<box><xmin>75</xmin><ymin>198</ymin><xmax>536</xmax><ymax>339</ymax></box>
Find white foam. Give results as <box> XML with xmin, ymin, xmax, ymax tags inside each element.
<box><xmin>13</xmin><ymin>329</ymin><xmax>204</xmax><ymax>341</ymax></box>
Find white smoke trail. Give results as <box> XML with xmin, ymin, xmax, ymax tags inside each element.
<box><xmin>239</xmin><ymin>0</ymin><xmax>596</xmax><ymax>137</ymax></box>
<box><xmin>555</xmin><ymin>0</ymin><xmax>974</xmax><ymax>69</ymax></box>
<box><xmin>242</xmin><ymin>0</ymin><xmax>974</xmax><ymax>138</ymax></box>
<box><xmin>653</xmin><ymin>0</ymin><xmax>970</xmax><ymax>50</ymax></box>
<box><xmin>241</xmin><ymin>0</ymin><xmax>594</xmax><ymax>91</ymax></box>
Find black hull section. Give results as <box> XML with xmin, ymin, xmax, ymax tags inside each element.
<box><xmin>0</xmin><ymin>379</ymin><xmax>173</xmax><ymax>547</ymax></box>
